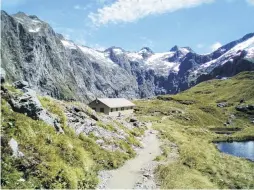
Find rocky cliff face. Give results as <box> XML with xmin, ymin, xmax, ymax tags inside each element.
<box><xmin>1</xmin><ymin>10</ymin><xmax>254</xmax><ymax>102</ymax></box>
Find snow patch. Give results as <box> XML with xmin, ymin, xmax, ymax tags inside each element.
<box><xmin>194</xmin><ymin>35</ymin><xmax>254</xmax><ymax>74</ymax></box>
<box><xmin>245</xmin><ymin>47</ymin><xmax>254</xmax><ymax>59</ymax></box>
<box><xmin>178</xmin><ymin>47</ymin><xmax>190</xmax><ymax>54</ymax></box>
<box><xmin>28</xmin><ymin>27</ymin><xmax>41</xmax><ymax>33</ymax></box>
<box><xmin>144</xmin><ymin>52</ymin><xmax>180</xmax><ymax>75</ymax></box>
<box><xmin>112</xmin><ymin>48</ymin><xmax>124</xmax><ymax>55</ymax></box>
<box><xmin>61</xmin><ymin>40</ymin><xmax>77</xmax><ymax>49</ymax></box>
<box><xmin>78</xmin><ymin>45</ymin><xmax>117</xmax><ymax>67</ymax></box>
<box><xmin>126</xmin><ymin>53</ymin><xmax>143</xmax><ymax>61</ymax></box>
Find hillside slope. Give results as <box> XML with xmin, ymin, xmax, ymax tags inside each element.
<box><xmin>1</xmin><ymin>80</ymin><xmax>146</xmax><ymax>189</ymax></box>
<box><xmin>135</xmin><ymin>71</ymin><xmax>254</xmax><ymax>189</ymax></box>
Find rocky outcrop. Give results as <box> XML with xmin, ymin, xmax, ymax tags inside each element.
<box><xmin>2</xmin><ymin>80</ymin><xmax>64</xmax><ymax>133</ymax></box>
<box><xmin>63</xmin><ymin>103</ymin><xmax>147</xmax><ymax>151</ymax></box>
<box><xmin>235</xmin><ymin>104</ymin><xmax>254</xmax><ymax>114</ymax></box>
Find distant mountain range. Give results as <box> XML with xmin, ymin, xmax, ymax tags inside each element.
<box><xmin>1</xmin><ymin>10</ymin><xmax>254</xmax><ymax>102</ymax></box>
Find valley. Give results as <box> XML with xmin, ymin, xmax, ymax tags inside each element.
<box><xmin>1</xmin><ymin>71</ymin><xmax>254</xmax><ymax>189</ymax></box>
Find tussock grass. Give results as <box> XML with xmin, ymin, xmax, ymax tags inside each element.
<box><xmin>135</xmin><ymin>72</ymin><xmax>254</xmax><ymax>189</ymax></box>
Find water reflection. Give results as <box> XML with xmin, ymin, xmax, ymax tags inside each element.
<box><xmin>216</xmin><ymin>141</ymin><xmax>254</xmax><ymax>161</ymax></box>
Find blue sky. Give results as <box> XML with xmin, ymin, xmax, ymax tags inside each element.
<box><xmin>1</xmin><ymin>0</ymin><xmax>254</xmax><ymax>53</ymax></box>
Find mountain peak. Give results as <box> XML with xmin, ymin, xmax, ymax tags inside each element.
<box><xmin>104</xmin><ymin>46</ymin><xmax>125</xmax><ymax>55</ymax></box>
<box><xmin>13</xmin><ymin>11</ymin><xmax>28</xmax><ymax>18</ymax></box>
<box><xmin>139</xmin><ymin>47</ymin><xmax>153</xmax><ymax>54</ymax></box>
<box><xmin>170</xmin><ymin>45</ymin><xmax>179</xmax><ymax>52</ymax></box>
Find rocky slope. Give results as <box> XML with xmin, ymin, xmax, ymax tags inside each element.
<box><xmin>1</xmin><ymin>10</ymin><xmax>254</xmax><ymax>102</ymax></box>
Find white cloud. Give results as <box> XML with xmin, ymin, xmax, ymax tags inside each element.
<box><xmin>210</xmin><ymin>42</ymin><xmax>222</xmax><ymax>51</ymax></box>
<box><xmin>88</xmin><ymin>0</ymin><xmax>215</xmax><ymax>26</ymax></box>
<box><xmin>246</xmin><ymin>0</ymin><xmax>254</xmax><ymax>5</ymax></box>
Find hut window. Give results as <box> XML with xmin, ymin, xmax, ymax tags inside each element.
<box><xmin>116</xmin><ymin>108</ymin><xmax>118</xmax><ymax>111</ymax></box>
<box><xmin>111</xmin><ymin>108</ymin><xmax>113</xmax><ymax>112</ymax></box>
<box><xmin>121</xmin><ymin>107</ymin><xmax>124</xmax><ymax>110</ymax></box>
<box><xmin>100</xmin><ymin>108</ymin><xmax>104</xmax><ymax>113</ymax></box>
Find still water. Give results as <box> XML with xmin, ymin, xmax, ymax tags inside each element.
<box><xmin>216</xmin><ymin>141</ymin><xmax>254</xmax><ymax>161</ymax></box>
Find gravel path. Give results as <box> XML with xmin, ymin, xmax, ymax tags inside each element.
<box><xmin>97</xmin><ymin>124</ymin><xmax>162</xmax><ymax>189</ymax></box>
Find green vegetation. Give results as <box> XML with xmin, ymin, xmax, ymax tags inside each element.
<box><xmin>2</xmin><ymin>71</ymin><xmax>253</xmax><ymax>189</ymax></box>
<box><xmin>1</xmin><ymin>99</ymin><xmax>97</xmax><ymax>189</ymax></box>
<box><xmin>2</xmin><ymin>83</ymin><xmax>23</xmax><ymax>95</ymax></box>
<box><xmin>135</xmin><ymin>71</ymin><xmax>254</xmax><ymax>189</ymax></box>
<box><xmin>1</xmin><ymin>95</ymin><xmax>138</xmax><ymax>188</ymax></box>
<box><xmin>39</xmin><ymin>96</ymin><xmax>67</xmax><ymax>127</ymax></box>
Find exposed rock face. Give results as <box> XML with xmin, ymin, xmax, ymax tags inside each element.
<box><xmin>1</xmin><ymin>10</ymin><xmax>254</xmax><ymax>102</ymax></box>
<box><xmin>7</xmin><ymin>81</ymin><xmax>64</xmax><ymax>133</ymax></box>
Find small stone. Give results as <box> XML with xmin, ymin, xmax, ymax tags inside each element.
<box><xmin>217</xmin><ymin>102</ymin><xmax>228</xmax><ymax>108</ymax></box>
<box><xmin>230</xmin><ymin>114</ymin><xmax>236</xmax><ymax>119</ymax></box>
<box><xmin>73</xmin><ymin>106</ymin><xmax>81</xmax><ymax>112</ymax></box>
<box><xmin>240</xmin><ymin>99</ymin><xmax>245</xmax><ymax>103</ymax></box>
<box><xmin>130</xmin><ymin>118</ymin><xmax>138</xmax><ymax>122</ymax></box>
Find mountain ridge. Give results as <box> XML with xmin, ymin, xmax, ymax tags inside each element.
<box><xmin>1</xmin><ymin>10</ymin><xmax>254</xmax><ymax>102</ymax></box>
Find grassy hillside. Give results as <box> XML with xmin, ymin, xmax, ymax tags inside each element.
<box><xmin>1</xmin><ymin>87</ymin><xmax>143</xmax><ymax>189</ymax></box>
<box><xmin>135</xmin><ymin>71</ymin><xmax>254</xmax><ymax>189</ymax></box>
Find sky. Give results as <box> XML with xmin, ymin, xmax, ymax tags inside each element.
<box><xmin>1</xmin><ymin>0</ymin><xmax>254</xmax><ymax>53</ymax></box>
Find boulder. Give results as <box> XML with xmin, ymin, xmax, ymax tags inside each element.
<box><xmin>9</xmin><ymin>89</ymin><xmax>43</xmax><ymax>118</ymax></box>
<box><xmin>8</xmin><ymin>138</ymin><xmax>24</xmax><ymax>158</ymax></box>
<box><xmin>217</xmin><ymin>102</ymin><xmax>228</xmax><ymax>108</ymax></box>
<box><xmin>13</xmin><ymin>80</ymin><xmax>29</xmax><ymax>89</ymax></box>
<box><xmin>9</xmin><ymin>87</ymin><xmax>63</xmax><ymax>133</ymax></box>
<box><xmin>235</xmin><ymin>104</ymin><xmax>254</xmax><ymax>113</ymax></box>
